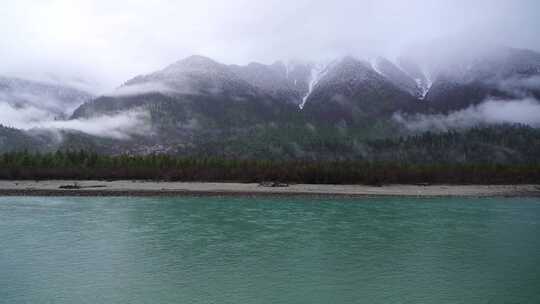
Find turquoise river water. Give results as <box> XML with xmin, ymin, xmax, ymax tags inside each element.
<box><xmin>1</xmin><ymin>196</ymin><xmax>539</xmax><ymax>303</ymax></box>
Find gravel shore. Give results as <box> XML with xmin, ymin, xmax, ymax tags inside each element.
<box><xmin>0</xmin><ymin>180</ymin><xmax>539</xmax><ymax>197</ymax></box>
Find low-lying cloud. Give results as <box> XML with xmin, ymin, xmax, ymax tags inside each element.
<box><xmin>107</xmin><ymin>82</ymin><xmax>179</xmax><ymax>97</ymax></box>
<box><xmin>42</xmin><ymin>110</ymin><xmax>152</xmax><ymax>139</ymax></box>
<box><xmin>0</xmin><ymin>102</ymin><xmax>151</xmax><ymax>139</ymax></box>
<box><xmin>497</xmin><ymin>76</ymin><xmax>540</xmax><ymax>97</ymax></box>
<box><xmin>0</xmin><ymin>92</ymin><xmax>80</xmax><ymax>118</ymax></box>
<box><xmin>394</xmin><ymin>98</ymin><xmax>540</xmax><ymax>131</ymax></box>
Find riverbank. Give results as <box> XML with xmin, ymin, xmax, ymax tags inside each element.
<box><xmin>0</xmin><ymin>180</ymin><xmax>539</xmax><ymax>197</ymax></box>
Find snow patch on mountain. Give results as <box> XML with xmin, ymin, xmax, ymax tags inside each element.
<box><xmin>415</xmin><ymin>77</ymin><xmax>432</xmax><ymax>100</ymax></box>
<box><xmin>369</xmin><ymin>58</ymin><xmax>384</xmax><ymax>75</ymax></box>
<box><xmin>420</xmin><ymin>68</ymin><xmax>434</xmax><ymax>100</ymax></box>
<box><xmin>299</xmin><ymin>62</ymin><xmax>334</xmax><ymax>110</ymax></box>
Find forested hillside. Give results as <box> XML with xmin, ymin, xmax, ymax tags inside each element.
<box><xmin>2</xmin><ymin>125</ymin><xmax>539</xmax><ymax>184</ymax></box>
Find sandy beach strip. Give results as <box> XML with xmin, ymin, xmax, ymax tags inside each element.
<box><xmin>0</xmin><ymin>180</ymin><xmax>538</xmax><ymax>197</ymax></box>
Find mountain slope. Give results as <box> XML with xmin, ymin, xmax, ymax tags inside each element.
<box><xmin>228</xmin><ymin>61</ymin><xmax>311</xmax><ymax>104</ymax></box>
<box><xmin>371</xmin><ymin>57</ymin><xmax>422</xmax><ymax>98</ymax></box>
<box><xmin>0</xmin><ymin>125</ymin><xmax>54</xmax><ymax>153</ymax></box>
<box><xmin>72</xmin><ymin>56</ymin><xmax>310</xmax><ymax>154</ymax></box>
<box><xmin>122</xmin><ymin>55</ymin><xmax>263</xmax><ymax>98</ymax></box>
<box><xmin>302</xmin><ymin>57</ymin><xmax>417</xmax><ymax>125</ymax></box>
<box><xmin>417</xmin><ymin>46</ymin><xmax>540</xmax><ymax>113</ymax></box>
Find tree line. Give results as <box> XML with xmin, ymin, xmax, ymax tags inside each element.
<box><xmin>0</xmin><ymin>150</ymin><xmax>539</xmax><ymax>184</ymax></box>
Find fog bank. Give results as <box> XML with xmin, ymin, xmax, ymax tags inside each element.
<box><xmin>394</xmin><ymin>98</ymin><xmax>540</xmax><ymax>131</ymax></box>
<box><xmin>0</xmin><ymin>102</ymin><xmax>150</xmax><ymax>139</ymax></box>
<box><xmin>2</xmin><ymin>0</ymin><xmax>540</xmax><ymax>92</ymax></box>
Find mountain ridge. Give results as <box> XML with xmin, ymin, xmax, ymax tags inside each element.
<box><xmin>2</xmin><ymin>45</ymin><xmax>540</xmax><ymax>159</ymax></box>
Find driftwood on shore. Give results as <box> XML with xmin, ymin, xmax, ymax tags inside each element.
<box><xmin>258</xmin><ymin>181</ymin><xmax>289</xmax><ymax>188</ymax></box>
<box><xmin>59</xmin><ymin>182</ymin><xmax>107</xmax><ymax>190</ymax></box>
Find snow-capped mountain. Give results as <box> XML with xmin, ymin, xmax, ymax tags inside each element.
<box><xmin>73</xmin><ymin>45</ymin><xmax>540</xmax><ymax>124</ymax></box>
<box><xmin>229</xmin><ymin>61</ymin><xmax>310</xmax><ymax>104</ymax></box>
<box><xmin>121</xmin><ymin>55</ymin><xmax>262</xmax><ymax>98</ymax></box>
<box><xmin>370</xmin><ymin>57</ymin><xmax>423</xmax><ymax>98</ymax></box>
<box><xmin>403</xmin><ymin>45</ymin><xmax>540</xmax><ymax>112</ymax></box>
<box><xmin>43</xmin><ymin>45</ymin><xmax>540</xmax><ymax>155</ymax></box>
<box><xmin>298</xmin><ymin>56</ymin><xmax>417</xmax><ymax>125</ymax></box>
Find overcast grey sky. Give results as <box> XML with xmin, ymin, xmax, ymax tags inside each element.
<box><xmin>1</xmin><ymin>0</ymin><xmax>539</xmax><ymax>93</ymax></box>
